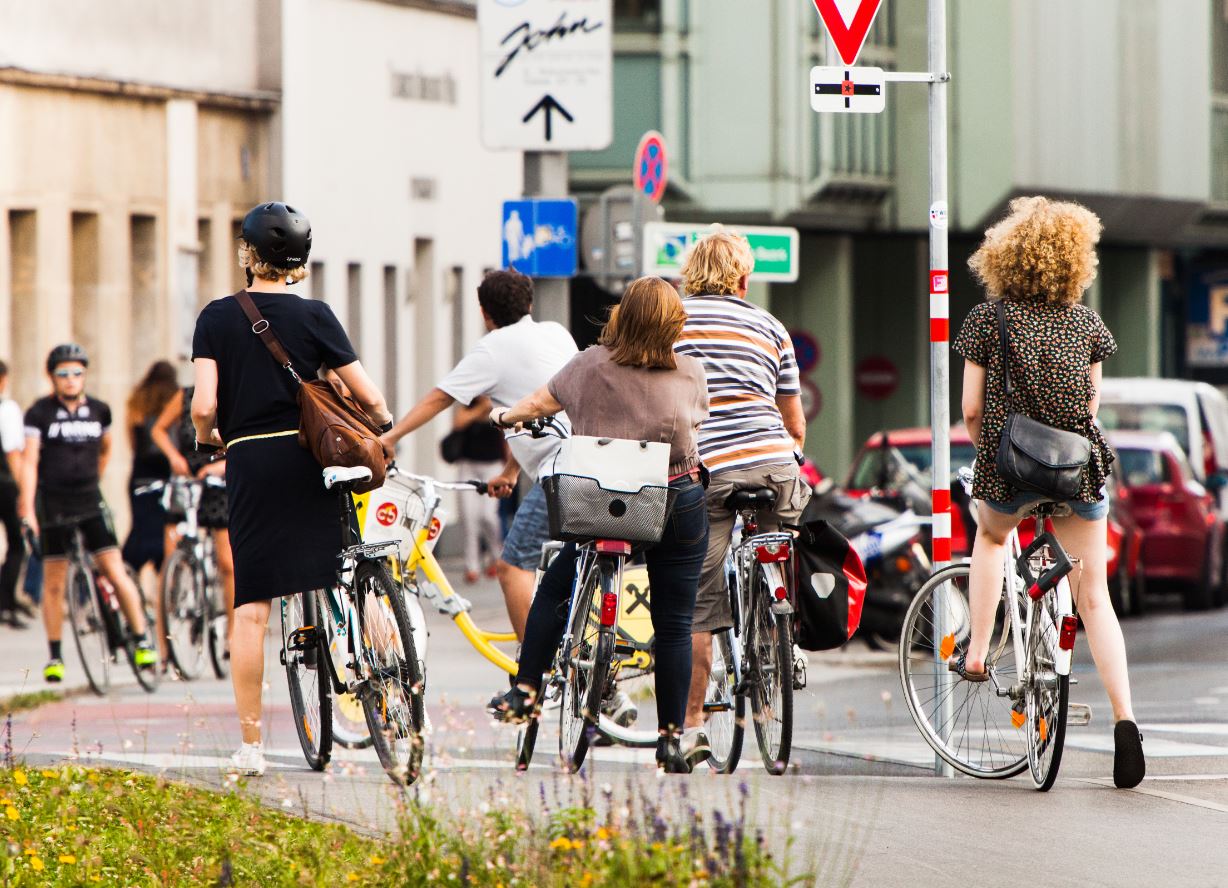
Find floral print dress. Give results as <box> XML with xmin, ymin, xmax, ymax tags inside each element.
<box><xmin>953</xmin><ymin>298</ymin><xmax>1117</xmax><ymax>504</ymax></box>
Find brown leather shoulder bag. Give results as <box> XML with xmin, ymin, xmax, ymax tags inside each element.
<box><xmin>234</xmin><ymin>291</ymin><xmax>386</xmax><ymax>493</ymax></box>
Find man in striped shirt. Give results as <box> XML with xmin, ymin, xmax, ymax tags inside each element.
<box><xmin>674</xmin><ymin>229</ymin><xmax>810</xmax><ymax>766</ymax></box>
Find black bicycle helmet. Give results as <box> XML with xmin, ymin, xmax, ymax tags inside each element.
<box><xmin>240</xmin><ymin>202</ymin><xmax>311</xmax><ymax>269</ymax></box>
<box><xmin>46</xmin><ymin>343</ymin><xmax>89</xmax><ymax>374</ymax></box>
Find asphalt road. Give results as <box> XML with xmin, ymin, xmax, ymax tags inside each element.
<box><xmin>7</xmin><ymin>568</ymin><xmax>1228</xmax><ymax>886</ymax></box>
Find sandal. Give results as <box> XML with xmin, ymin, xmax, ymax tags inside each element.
<box><xmin>947</xmin><ymin>652</ymin><xmax>990</xmax><ymax>683</ymax></box>
<box><xmin>487</xmin><ymin>686</ymin><xmax>537</xmax><ymax>724</ymax></box>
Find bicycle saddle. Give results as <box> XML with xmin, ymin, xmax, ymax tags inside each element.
<box><xmin>323</xmin><ymin>465</ymin><xmax>373</xmax><ymax>490</ymax></box>
<box><xmin>725</xmin><ymin>487</ymin><xmax>777</xmax><ymax>511</ymax></box>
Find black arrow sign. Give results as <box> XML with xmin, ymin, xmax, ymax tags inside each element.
<box><xmin>522</xmin><ymin>94</ymin><xmax>574</xmax><ymax>142</ymax></box>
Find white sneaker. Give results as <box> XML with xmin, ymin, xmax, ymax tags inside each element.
<box><xmin>680</xmin><ymin>727</ymin><xmax>711</xmax><ymax>766</ymax></box>
<box><xmin>230</xmin><ymin>741</ymin><xmax>266</xmax><ymax>777</ymax></box>
<box><xmin>602</xmin><ymin>689</ymin><xmax>638</xmax><ymax>727</ymax></box>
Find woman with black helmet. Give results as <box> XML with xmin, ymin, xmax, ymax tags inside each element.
<box><xmin>190</xmin><ymin>202</ymin><xmax>392</xmax><ymax>776</ymax></box>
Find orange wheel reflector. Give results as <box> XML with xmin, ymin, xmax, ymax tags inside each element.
<box><xmin>939</xmin><ymin>634</ymin><xmax>956</xmax><ymax>661</ymax></box>
<box><xmin>1038</xmin><ymin>717</ymin><xmax>1048</xmax><ymax>742</ymax></box>
<box><xmin>1011</xmin><ymin>710</ymin><xmax>1025</xmax><ymax>729</ymax></box>
<box><xmin>303</xmin><ymin>715</ymin><xmax>313</xmax><ymax>743</ymax></box>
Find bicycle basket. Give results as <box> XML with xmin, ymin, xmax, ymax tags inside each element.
<box><xmin>162</xmin><ymin>478</ymin><xmax>199</xmax><ymax>516</ymax></box>
<box><xmin>542</xmin><ymin>474</ymin><xmax>676</xmax><ymax>544</ymax></box>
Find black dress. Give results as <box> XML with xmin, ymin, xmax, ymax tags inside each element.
<box><xmin>192</xmin><ymin>291</ymin><xmax>359</xmax><ymax>606</ymax></box>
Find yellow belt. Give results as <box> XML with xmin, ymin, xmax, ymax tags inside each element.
<box><xmin>226</xmin><ymin>429</ymin><xmax>298</xmax><ymax>448</ymax></box>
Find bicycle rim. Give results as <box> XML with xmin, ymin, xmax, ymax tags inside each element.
<box><xmin>67</xmin><ymin>563</ymin><xmax>110</xmax><ymax>695</ymax></box>
<box><xmin>898</xmin><ymin>564</ymin><xmax>1029</xmax><ymax>779</ymax></box>
<box><xmin>1026</xmin><ymin>598</ymin><xmax>1069</xmax><ymax>791</ymax></box>
<box><xmin>282</xmin><ymin>590</ymin><xmax>333</xmax><ymax>771</ymax></box>
<box><xmin>749</xmin><ymin>596</ymin><xmax>793</xmax><ymax>774</ymax></box>
<box><xmin>559</xmin><ymin>567</ymin><xmax>601</xmax><ymax>772</ymax></box>
<box><xmin>356</xmin><ymin>562</ymin><xmax>425</xmax><ymax>785</ymax></box>
<box><xmin>161</xmin><ymin>549</ymin><xmax>206</xmax><ymax>681</ymax></box>
<box><xmin>332</xmin><ymin>691</ymin><xmax>372</xmax><ymax>749</ymax></box>
<box><xmin>706</xmin><ymin>629</ymin><xmax>745</xmax><ymax>773</ymax></box>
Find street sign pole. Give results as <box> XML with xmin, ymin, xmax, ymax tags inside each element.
<box><xmin>524</xmin><ymin>151</ymin><xmax>570</xmax><ymax>327</ymax></box>
<box><xmin>927</xmin><ymin>0</ymin><xmax>955</xmax><ymax>780</ymax></box>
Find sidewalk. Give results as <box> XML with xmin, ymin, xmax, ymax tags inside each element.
<box><xmin>0</xmin><ymin>620</ymin><xmax>91</xmax><ymax>701</ymax></box>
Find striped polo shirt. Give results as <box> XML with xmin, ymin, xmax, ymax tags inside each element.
<box><xmin>675</xmin><ymin>294</ymin><xmax>800</xmax><ymax>475</ymax></box>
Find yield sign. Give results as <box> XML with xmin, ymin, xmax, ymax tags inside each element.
<box><xmin>811</xmin><ymin>0</ymin><xmax>884</xmax><ymax>66</ymax></box>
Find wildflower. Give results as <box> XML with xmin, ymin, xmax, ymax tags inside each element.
<box><xmin>346</xmin><ymin>874</ymin><xmax>359</xmax><ymax>882</ymax></box>
<box><xmin>595</xmin><ymin>826</ymin><xmax>612</xmax><ymax>841</ymax></box>
<box><xmin>41</xmin><ymin>770</ymin><xmax>57</xmax><ymax>779</ymax></box>
<box><xmin>5</xmin><ymin>806</ymin><xmax>17</xmax><ymax>821</ymax></box>
<box><xmin>549</xmin><ymin>836</ymin><xmax>573</xmax><ymax>852</ymax></box>
<box><xmin>29</xmin><ymin>856</ymin><xmax>43</xmax><ymax>871</ymax></box>
<box><xmin>369</xmin><ymin>855</ymin><xmax>386</xmax><ymax>865</ymax></box>
<box><xmin>58</xmin><ymin>854</ymin><xmax>77</xmax><ymax>864</ymax></box>
<box><xmin>12</xmin><ymin>771</ymin><xmax>26</xmax><ymax>786</ymax></box>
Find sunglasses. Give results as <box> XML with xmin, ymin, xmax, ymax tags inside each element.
<box><xmin>53</xmin><ymin>369</ymin><xmax>85</xmax><ymax>379</ymax></box>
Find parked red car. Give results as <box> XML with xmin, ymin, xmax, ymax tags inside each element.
<box><xmin>1107</xmin><ymin>430</ymin><xmax>1226</xmax><ymax>611</ymax></box>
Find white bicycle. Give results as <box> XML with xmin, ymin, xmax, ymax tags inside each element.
<box><xmin>899</xmin><ymin>468</ymin><xmax>1086</xmax><ymax>791</ymax></box>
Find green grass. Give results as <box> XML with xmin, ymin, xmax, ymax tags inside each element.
<box><xmin>0</xmin><ymin>765</ymin><xmax>807</xmax><ymax>886</ymax></box>
<box><xmin>0</xmin><ymin>690</ymin><xmax>62</xmax><ymax>716</ymax></box>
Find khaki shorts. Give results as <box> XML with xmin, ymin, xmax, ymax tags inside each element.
<box><xmin>692</xmin><ymin>463</ymin><xmax>809</xmax><ymax>634</ymax></box>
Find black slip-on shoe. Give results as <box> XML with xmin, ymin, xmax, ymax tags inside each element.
<box><xmin>1113</xmin><ymin>720</ymin><xmax>1145</xmax><ymax>789</ymax></box>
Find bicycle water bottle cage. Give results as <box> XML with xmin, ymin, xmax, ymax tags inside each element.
<box><xmin>1015</xmin><ymin>532</ymin><xmax>1073</xmax><ymax>601</ymax></box>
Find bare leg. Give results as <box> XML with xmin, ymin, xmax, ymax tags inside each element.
<box><xmin>95</xmin><ymin>549</ymin><xmax>147</xmax><ymax>637</ymax></box>
<box><xmin>495</xmin><ymin>559</ymin><xmax>533</xmax><ymax>641</ymax></box>
<box><xmin>41</xmin><ymin>559</ymin><xmax>68</xmax><ymax>643</ymax></box>
<box><xmin>214</xmin><ymin>529</ymin><xmax>236</xmax><ymax>642</ymax></box>
<box><xmin>231</xmin><ymin>600</ymin><xmax>272</xmax><ymax>744</ymax></box>
<box><xmin>685</xmin><ymin>632</ymin><xmax>712</xmax><ymax>729</ymax></box>
<box><xmin>1051</xmin><ymin>513</ymin><xmax>1135</xmax><ymax>723</ymax></box>
<box><xmin>966</xmin><ymin>505</ymin><xmax>1022</xmax><ymax>673</ymax></box>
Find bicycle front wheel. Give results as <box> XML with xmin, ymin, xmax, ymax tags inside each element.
<box><xmin>1025</xmin><ymin>596</ymin><xmax>1069</xmax><ymax>791</ymax></box>
<box><xmin>161</xmin><ymin>548</ymin><xmax>207</xmax><ymax>681</ymax></box>
<box><xmin>67</xmin><ymin>562</ymin><xmax>110</xmax><ymax>696</ymax></box>
<box><xmin>899</xmin><ymin>563</ymin><xmax>1029</xmax><ymax>779</ymax></box>
<box><xmin>355</xmin><ymin>561</ymin><xmax>425</xmax><ymax>785</ymax></box>
<box><xmin>558</xmin><ymin>560</ymin><xmax>609</xmax><ymax>773</ymax></box>
<box><xmin>282</xmin><ymin>590</ymin><xmax>333</xmax><ymax>771</ymax></box>
<box><xmin>706</xmin><ymin>628</ymin><xmax>745</xmax><ymax>773</ymax></box>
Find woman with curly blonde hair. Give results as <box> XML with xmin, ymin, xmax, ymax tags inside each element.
<box><xmin>952</xmin><ymin>196</ymin><xmax>1144</xmax><ymax>788</ymax></box>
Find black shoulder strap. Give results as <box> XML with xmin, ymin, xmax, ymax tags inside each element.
<box><xmin>993</xmin><ymin>300</ymin><xmax>1014</xmax><ymax>398</ymax></box>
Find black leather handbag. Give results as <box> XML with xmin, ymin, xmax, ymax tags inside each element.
<box><xmin>993</xmin><ymin>301</ymin><xmax>1091</xmax><ymax>500</ymax></box>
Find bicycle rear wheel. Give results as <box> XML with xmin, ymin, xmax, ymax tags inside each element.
<box><xmin>706</xmin><ymin>628</ymin><xmax>745</xmax><ymax>773</ymax></box>
<box><xmin>67</xmin><ymin>561</ymin><xmax>110</xmax><ymax>696</ymax></box>
<box><xmin>558</xmin><ymin>560</ymin><xmax>608</xmax><ymax>773</ymax></box>
<box><xmin>161</xmin><ymin>548</ymin><xmax>207</xmax><ymax>681</ymax></box>
<box><xmin>332</xmin><ymin>692</ymin><xmax>372</xmax><ymax>749</ymax></box>
<box><xmin>122</xmin><ymin>566</ymin><xmax>160</xmax><ymax>693</ymax></box>
<box><xmin>1025</xmin><ymin>596</ymin><xmax>1069</xmax><ymax>791</ymax></box>
<box><xmin>898</xmin><ymin>563</ymin><xmax>1029</xmax><ymax>779</ymax></box>
<box><xmin>355</xmin><ymin>561</ymin><xmax>425</xmax><ymax>785</ymax></box>
<box><xmin>747</xmin><ymin>572</ymin><xmax>793</xmax><ymax>774</ymax></box>
<box><xmin>282</xmin><ymin>590</ymin><xmax>333</xmax><ymax>771</ymax></box>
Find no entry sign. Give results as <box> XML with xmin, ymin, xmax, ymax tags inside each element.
<box><xmin>811</xmin><ymin>0</ymin><xmax>884</xmax><ymax>67</ymax></box>
<box><xmin>854</xmin><ymin>355</ymin><xmax>899</xmax><ymax>401</ymax></box>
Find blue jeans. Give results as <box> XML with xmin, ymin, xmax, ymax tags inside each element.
<box><xmin>515</xmin><ymin>479</ymin><xmax>709</xmax><ymax>733</ymax></box>
<box><xmin>500</xmin><ymin>483</ymin><xmax>551</xmax><ymax>571</ymax></box>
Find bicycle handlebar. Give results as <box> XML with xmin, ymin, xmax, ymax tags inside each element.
<box><xmin>134</xmin><ymin>475</ymin><xmax>226</xmax><ymax>497</ymax></box>
<box><xmin>388</xmin><ymin>464</ymin><xmax>488</xmax><ymax>495</ymax></box>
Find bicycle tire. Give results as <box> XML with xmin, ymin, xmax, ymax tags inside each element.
<box><xmin>160</xmin><ymin>548</ymin><xmax>206</xmax><ymax>681</ymax></box>
<box><xmin>558</xmin><ymin>561</ymin><xmax>604</xmax><ymax>772</ymax></box>
<box><xmin>355</xmin><ymin>561</ymin><xmax>425</xmax><ymax>785</ymax></box>
<box><xmin>748</xmin><ymin>575</ymin><xmax>793</xmax><ymax>774</ymax></box>
<box><xmin>283</xmin><ymin>589</ymin><xmax>333</xmax><ymax>771</ymax></box>
<box><xmin>898</xmin><ymin>563</ymin><xmax>1029</xmax><ymax>779</ymax></box>
<box><xmin>124</xmin><ymin>566</ymin><xmax>160</xmax><ymax>694</ymax></box>
<box><xmin>515</xmin><ymin>716</ymin><xmax>540</xmax><ymax>772</ymax></box>
<box><xmin>1025</xmin><ymin>596</ymin><xmax>1070</xmax><ymax>791</ymax></box>
<box><xmin>206</xmin><ymin>546</ymin><xmax>229</xmax><ymax>680</ymax></box>
<box><xmin>67</xmin><ymin>561</ymin><xmax>110</xmax><ymax>696</ymax></box>
<box><xmin>706</xmin><ymin>628</ymin><xmax>745</xmax><ymax>773</ymax></box>
<box><xmin>332</xmin><ymin>692</ymin><xmax>373</xmax><ymax>750</ymax></box>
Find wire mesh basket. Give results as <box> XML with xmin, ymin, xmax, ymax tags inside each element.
<box><xmin>542</xmin><ymin>474</ymin><xmax>676</xmax><ymax>544</ymax></box>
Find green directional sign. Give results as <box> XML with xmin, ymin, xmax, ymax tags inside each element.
<box><xmin>643</xmin><ymin>222</ymin><xmax>799</xmax><ymax>283</ymax></box>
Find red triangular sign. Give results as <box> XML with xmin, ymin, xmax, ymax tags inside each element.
<box><xmin>812</xmin><ymin>0</ymin><xmax>884</xmax><ymax>66</ymax></box>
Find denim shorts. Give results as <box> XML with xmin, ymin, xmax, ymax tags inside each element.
<box><xmin>980</xmin><ymin>488</ymin><xmax>1109</xmax><ymax>522</ymax></box>
<box><xmin>500</xmin><ymin>482</ymin><xmax>551</xmax><ymax>571</ymax></box>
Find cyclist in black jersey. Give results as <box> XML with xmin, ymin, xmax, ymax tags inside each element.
<box><xmin>19</xmin><ymin>344</ymin><xmax>156</xmax><ymax>682</ymax></box>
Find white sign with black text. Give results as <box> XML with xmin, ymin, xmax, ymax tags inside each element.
<box><xmin>478</xmin><ymin>0</ymin><xmax>613</xmax><ymax>151</ymax></box>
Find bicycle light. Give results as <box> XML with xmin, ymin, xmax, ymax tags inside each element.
<box><xmin>1059</xmin><ymin>615</ymin><xmax>1078</xmax><ymax>651</ymax></box>
<box><xmin>756</xmin><ymin>543</ymin><xmax>790</xmax><ymax>563</ymax></box>
<box><xmin>600</xmin><ymin>592</ymin><xmax>618</xmax><ymax>627</ymax></box>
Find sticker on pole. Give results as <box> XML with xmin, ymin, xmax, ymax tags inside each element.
<box><xmin>810</xmin><ymin>66</ymin><xmax>884</xmax><ymax>114</ymax></box>
<box><xmin>634</xmin><ymin>131</ymin><xmax>668</xmax><ymax>204</ymax></box>
<box><xmin>811</xmin><ymin>0</ymin><xmax>884</xmax><ymax>67</ymax></box>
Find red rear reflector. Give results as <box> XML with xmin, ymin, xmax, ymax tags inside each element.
<box><xmin>756</xmin><ymin>543</ymin><xmax>790</xmax><ymax>563</ymax></box>
<box><xmin>1027</xmin><ymin>583</ymin><xmax>1044</xmax><ymax>601</ymax></box>
<box><xmin>599</xmin><ymin>592</ymin><xmax>618</xmax><ymax>626</ymax></box>
<box><xmin>774</xmin><ymin>586</ymin><xmax>787</xmax><ymax>600</ymax></box>
<box><xmin>1059</xmin><ymin>615</ymin><xmax>1078</xmax><ymax>651</ymax></box>
<box><xmin>596</xmin><ymin>540</ymin><xmax>631</xmax><ymax>556</ymax></box>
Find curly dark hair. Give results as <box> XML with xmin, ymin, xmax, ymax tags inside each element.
<box><xmin>477</xmin><ymin>270</ymin><xmax>534</xmax><ymax>328</ymax></box>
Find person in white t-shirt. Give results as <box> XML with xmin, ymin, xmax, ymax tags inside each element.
<box><xmin>381</xmin><ymin>270</ymin><xmax>576</xmax><ymax>641</ymax></box>
<box><xmin>0</xmin><ymin>360</ymin><xmax>27</xmax><ymax>627</ymax></box>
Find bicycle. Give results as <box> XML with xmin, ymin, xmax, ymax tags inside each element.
<box><xmin>135</xmin><ymin>476</ymin><xmax>229</xmax><ymax>681</ymax></box>
<box><xmin>280</xmin><ymin>464</ymin><xmax>425</xmax><ymax>785</ymax></box>
<box><xmin>704</xmin><ymin>488</ymin><xmax>800</xmax><ymax>776</ymax></box>
<box><xmin>55</xmin><ymin>513</ymin><xmax>159</xmax><ymax>695</ymax></box>
<box><xmin>899</xmin><ymin>467</ymin><xmax>1084</xmax><ymax>791</ymax></box>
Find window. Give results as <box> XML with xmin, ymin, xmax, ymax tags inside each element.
<box><xmin>384</xmin><ymin>265</ymin><xmax>398</xmax><ymax>412</ymax></box>
<box><xmin>130</xmin><ymin>216</ymin><xmax>159</xmax><ymax>376</ymax></box>
<box><xmin>196</xmin><ymin>219</ymin><xmax>212</xmax><ymax>310</ymax></box>
<box><xmin>71</xmin><ymin>213</ymin><xmax>100</xmax><ymax>361</ymax></box>
<box><xmin>8</xmin><ymin>211</ymin><xmax>37</xmax><ymax>405</ymax></box>
<box><xmin>310</xmin><ymin>262</ymin><xmax>326</xmax><ymax>300</ymax></box>
<box><xmin>848</xmin><ymin>442</ymin><xmax>977</xmax><ymax>489</ymax></box>
<box><xmin>1116</xmin><ymin>448</ymin><xmax>1167</xmax><ymax>487</ymax></box>
<box><xmin>347</xmin><ymin>263</ymin><xmax>363</xmax><ymax>355</ymax></box>
<box><xmin>1214</xmin><ymin>0</ymin><xmax>1228</xmax><ymax>94</ymax></box>
<box><xmin>1098</xmin><ymin>403</ymin><xmax>1191</xmax><ymax>456</ymax></box>
<box><xmin>615</xmin><ymin>0</ymin><xmax>660</xmax><ymax>33</ymax></box>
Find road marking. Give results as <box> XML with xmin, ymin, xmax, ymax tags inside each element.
<box><xmin>1065</xmin><ymin>735</ymin><xmax>1228</xmax><ymax>757</ymax></box>
<box><xmin>1141</xmin><ymin>723</ymin><xmax>1228</xmax><ymax>736</ymax></box>
<box><xmin>1074</xmin><ymin>778</ymin><xmax>1228</xmax><ymax>815</ymax></box>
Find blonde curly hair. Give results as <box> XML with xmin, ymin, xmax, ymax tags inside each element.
<box><xmin>680</xmin><ymin>228</ymin><xmax>754</xmax><ymax>296</ymax></box>
<box><xmin>968</xmin><ymin>196</ymin><xmax>1102</xmax><ymax>305</ymax></box>
<box><xmin>237</xmin><ymin>239</ymin><xmax>309</xmax><ymax>284</ymax></box>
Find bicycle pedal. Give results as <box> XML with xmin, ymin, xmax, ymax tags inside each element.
<box><xmin>1067</xmin><ymin>702</ymin><xmax>1092</xmax><ymax>726</ymax></box>
<box><xmin>286</xmin><ymin>625</ymin><xmax>319</xmax><ymax>652</ymax></box>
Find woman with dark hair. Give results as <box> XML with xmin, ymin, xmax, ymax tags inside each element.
<box><xmin>486</xmin><ymin>276</ymin><xmax>710</xmax><ymax>773</ymax></box>
<box><xmin>122</xmin><ymin>360</ymin><xmax>179</xmax><ymax>575</ymax></box>
<box><xmin>191</xmin><ymin>202</ymin><xmax>392</xmax><ymax>776</ymax></box>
